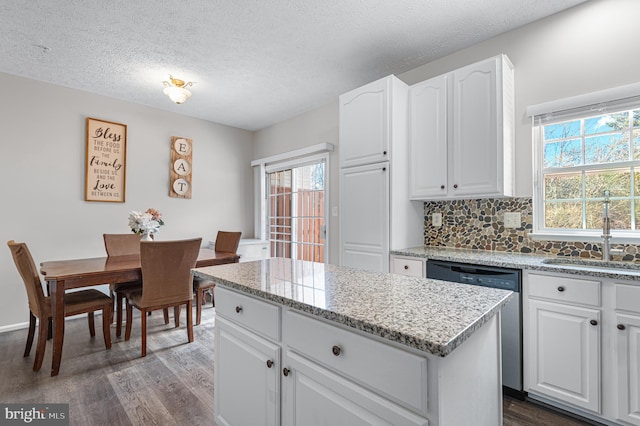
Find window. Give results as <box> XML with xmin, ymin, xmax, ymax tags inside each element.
<box><xmin>533</xmin><ymin>99</ymin><xmax>640</xmax><ymax>239</ymax></box>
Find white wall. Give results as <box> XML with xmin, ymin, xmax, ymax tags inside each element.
<box><xmin>0</xmin><ymin>72</ymin><xmax>254</xmax><ymax>329</ymax></box>
<box><xmin>253</xmin><ymin>0</ymin><xmax>640</xmax><ymax>262</ymax></box>
<box><xmin>252</xmin><ymin>101</ymin><xmax>339</xmax><ymax>264</ymax></box>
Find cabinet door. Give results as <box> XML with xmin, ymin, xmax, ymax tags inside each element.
<box><xmin>450</xmin><ymin>56</ymin><xmax>500</xmax><ymax>197</ymax></box>
<box><xmin>282</xmin><ymin>352</ymin><xmax>427</xmax><ymax>426</ymax></box>
<box><xmin>408</xmin><ymin>74</ymin><xmax>448</xmax><ymax>199</ymax></box>
<box><xmin>390</xmin><ymin>256</ymin><xmax>424</xmax><ymax>278</ymax></box>
<box><xmin>527</xmin><ymin>299</ymin><xmax>601</xmax><ymax>413</ymax></box>
<box><xmin>616</xmin><ymin>313</ymin><xmax>640</xmax><ymax>425</ymax></box>
<box><xmin>215</xmin><ymin>317</ymin><xmax>280</xmax><ymax>426</ymax></box>
<box><xmin>339</xmin><ymin>76</ymin><xmax>390</xmax><ymax>168</ymax></box>
<box><xmin>339</xmin><ymin>162</ymin><xmax>389</xmax><ymax>272</ymax></box>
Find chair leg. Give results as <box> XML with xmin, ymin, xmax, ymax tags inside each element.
<box><xmin>174</xmin><ymin>306</ymin><xmax>180</xmax><ymax>328</ymax></box>
<box><xmin>211</xmin><ymin>287</ymin><xmax>216</xmax><ymax>308</ymax></box>
<box><xmin>88</xmin><ymin>312</ymin><xmax>96</xmax><ymax>337</ymax></box>
<box><xmin>116</xmin><ymin>293</ymin><xmax>124</xmax><ymax>337</ymax></box>
<box><xmin>196</xmin><ymin>289</ymin><xmax>203</xmax><ymax>326</ymax></box>
<box><xmin>186</xmin><ymin>301</ymin><xmax>194</xmax><ymax>343</ymax></box>
<box><xmin>47</xmin><ymin>318</ymin><xmax>52</xmax><ymax>340</ymax></box>
<box><xmin>141</xmin><ymin>308</ymin><xmax>147</xmax><ymax>358</ymax></box>
<box><xmin>125</xmin><ymin>301</ymin><xmax>133</xmax><ymax>341</ymax></box>
<box><xmin>102</xmin><ymin>305</ymin><xmax>112</xmax><ymax>350</ymax></box>
<box><xmin>163</xmin><ymin>308</ymin><xmax>169</xmax><ymax>325</ymax></box>
<box><xmin>24</xmin><ymin>311</ymin><xmax>36</xmax><ymax>357</ymax></box>
<box><xmin>33</xmin><ymin>318</ymin><xmax>48</xmax><ymax>372</ymax></box>
<box><xmin>109</xmin><ymin>289</ymin><xmax>115</xmax><ymax>323</ymax></box>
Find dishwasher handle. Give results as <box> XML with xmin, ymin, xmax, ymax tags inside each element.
<box><xmin>451</xmin><ymin>265</ymin><xmax>513</xmax><ymax>276</ymax></box>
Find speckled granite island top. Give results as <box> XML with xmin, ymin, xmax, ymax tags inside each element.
<box><xmin>193</xmin><ymin>258</ymin><xmax>512</xmax><ymax>357</ymax></box>
<box><xmin>392</xmin><ymin>246</ymin><xmax>640</xmax><ymax>281</ymax></box>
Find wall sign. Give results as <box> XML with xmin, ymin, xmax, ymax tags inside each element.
<box><xmin>85</xmin><ymin>117</ymin><xmax>127</xmax><ymax>202</ymax></box>
<box><xmin>170</xmin><ymin>136</ymin><xmax>192</xmax><ymax>198</ymax></box>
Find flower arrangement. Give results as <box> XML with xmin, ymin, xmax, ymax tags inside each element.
<box><xmin>128</xmin><ymin>208</ymin><xmax>165</xmax><ymax>236</ymax></box>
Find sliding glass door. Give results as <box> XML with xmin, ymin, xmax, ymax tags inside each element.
<box><xmin>266</xmin><ymin>159</ymin><xmax>326</xmax><ymax>262</ymax></box>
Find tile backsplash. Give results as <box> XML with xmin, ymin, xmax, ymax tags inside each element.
<box><xmin>423</xmin><ymin>197</ymin><xmax>640</xmax><ymax>261</ymax></box>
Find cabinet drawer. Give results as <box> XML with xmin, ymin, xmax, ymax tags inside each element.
<box><xmin>216</xmin><ymin>286</ymin><xmax>281</xmax><ymax>341</ymax></box>
<box><xmin>527</xmin><ymin>273</ymin><xmax>601</xmax><ymax>307</ymax></box>
<box><xmin>392</xmin><ymin>257</ymin><xmax>424</xmax><ymax>278</ymax></box>
<box><xmin>615</xmin><ymin>283</ymin><xmax>640</xmax><ymax>313</ymax></box>
<box><xmin>284</xmin><ymin>310</ymin><xmax>428</xmax><ymax>415</ymax></box>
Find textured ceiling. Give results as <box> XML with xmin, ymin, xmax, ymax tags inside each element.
<box><xmin>0</xmin><ymin>0</ymin><xmax>587</xmax><ymax>131</ymax></box>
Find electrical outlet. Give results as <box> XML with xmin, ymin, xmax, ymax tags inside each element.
<box><xmin>432</xmin><ymin>212</ymin><xmax>442</xmax><ymax>227</ymax></box>
<box><xmin>504</xmin><ymin>212</ymin><xmax>521</xmax><ymax>228</ymax></box>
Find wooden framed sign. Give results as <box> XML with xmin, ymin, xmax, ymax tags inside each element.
<box><xmin>85</xmin><ymin>117</ymin><xmax>127</xmax><ymax>202</ymax></box>
<box><xmin>170</xmin><ymin>136</ymin><xmax>192</xmax><ymax>198</ymax></box>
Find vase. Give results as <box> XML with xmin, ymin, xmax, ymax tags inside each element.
<box><xmin>141</xmin><ymin>231</ymin><xmax>154</xmax><ymax>242</ymax></box>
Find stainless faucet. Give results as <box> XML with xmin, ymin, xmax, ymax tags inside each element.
<box><xmin>601</xmin><ymin>190</ymin><xmax>611</xmax><ymax>261</ymax></box>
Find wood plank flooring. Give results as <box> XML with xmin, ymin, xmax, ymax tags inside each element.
<box><xmin>0</xmin><ymin>305</ymin><xmax>594</xmax><ymax>425</ymax></box>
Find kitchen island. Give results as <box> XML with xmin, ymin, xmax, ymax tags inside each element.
<box><xmin>193</xmin><ymin>258</ymin><xmax>513</xmax><ymax>426</ymax></box>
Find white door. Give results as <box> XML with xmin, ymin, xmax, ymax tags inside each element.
<box><xmin>450</xmin><ymin>56</ymin><xmax>500</xmax><ymax>197</ymax></box>
<box><xmin>616</xmin><ymin>313</ymin><xmax>640</xmax><ymax>425</ymax></box>
<box><xmin>339</xmin><ymin>76</ymin><xmax>390</xmax><ymax>168</ymax></box>
<box><xmin>339</xmin><ymin>162</ymin><xmax>389</xmax><ymax>272</ymax></box>
<box><xmin>528</xmin><ymin>299</ymin><xmax>601</xmax><ymax>413</ymax></box>
<box><xmin>281</xmin><ymin>352</ymin><xmax>426</xmax><ymax>426</ymax></box>
<box><xmin>408</xmin><ymin>74</ymin><xmax>449</xmax><ymax>199</ymax></box>
<box><xmin>215</xmin><ymin>317</ymin><xmax>280</xmax><ymax>426</ymax></box>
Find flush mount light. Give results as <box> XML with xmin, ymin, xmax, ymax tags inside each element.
<box><xmin>162</xmin><ymin>75</ymin><xmax>194</xmax><ymax>104</ymax></box>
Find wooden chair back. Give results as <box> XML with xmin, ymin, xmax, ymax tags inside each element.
<box><xmin>103</xmin><ymin>233</ymin><xmax>143</xmax><ymax>256</ymax></box>
<box><xmin>7</xmin><ymin>240</ymin><xmax>49</xmax><ymax>319</ymax></box>
<box><xmin>139</xmin><ymin>238</ymin><xmax>201</xmax><ymax>307</ymax></box>
<box><xmin>214</xmin><ymin>231</ymin><xmax>242</xmax><ymax>253</ymax></box>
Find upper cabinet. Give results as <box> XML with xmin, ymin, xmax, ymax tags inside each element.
<box><xmin>339</xmin><ymin>76</ymin><xmax>394</xmax><ymax>168</ymax></box>
<box><xmin>409</xmin><ymin>54</ymin><xmax>515</xmax><ymax>200</ymax></box>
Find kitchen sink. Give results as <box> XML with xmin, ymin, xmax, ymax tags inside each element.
<box><xmin>542</xmin><ymin>257</ymin><xmax>640</xmax><ymax>271</ymax></box>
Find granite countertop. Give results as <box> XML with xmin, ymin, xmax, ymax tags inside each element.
<box><xmin>392</xmin><ymin>246</ymin><xmax>640</xmax><ymax>281</ymax></box>
<box><xmin>193</xmin><ymin>258</ymin><xmax>512</xmax><ymax>357</ymax></box>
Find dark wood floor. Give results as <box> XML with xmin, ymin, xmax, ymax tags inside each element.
<box><xmin>0</xmin><ymin>305</ymin><xmax>593</xmax><ymax>425</ymax></box>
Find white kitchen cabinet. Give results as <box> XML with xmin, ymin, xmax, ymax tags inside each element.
<box><xmin>524</xmin><ymin>272</ymin><xmax>602</xmax><ymax>413</ymax></box>
<box><xmin>282</xmin><ymin>352</ymin><xmax>426</xmax><ymax>426</ymax></box>
<box><xmin>340</xmin><ymin>162</ymin><xmax>389</xmax><ymax>272</ymax></box>
<box><xmin>614</xmin><ymin>284</ymin><xmax>640</xmax><ymax>425</ymax></box>
<box><xmin>339</xmin><ymin>75</ymin><xmax>423</xmax><ymax>273</ymax></box>
<box><xmin>215</xmin><ymin>317</ymin><xmax>280</xmax><ymax>426</ymax></box>
<box><xmin>339</xmin><ymin>76</ymin><xmax>392</xmax><ymax>169</ymax></box>
<box><xmin>409</xmin><ymin>54</ymin><xmax>514</xmax><ymax>200</ymax></box>
<box><xmin>390</xmin><ymin>254</ymin><xmax>425</xmax><ymax>278</ymax></box>
<box><xmin>527</xmin><ymin>299</ymin><xmax>601</xmax><ymax>412</ymax></box>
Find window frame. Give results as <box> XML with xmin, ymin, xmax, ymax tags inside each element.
<box><xmin>531</xmin><ymin>98</ymin><xmax>640</xmax><ymax>243</ymax></box>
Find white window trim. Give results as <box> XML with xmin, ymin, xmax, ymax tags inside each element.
<box><xmin>528</xmin><ymin>84</ymin><xmax>640</xmax><ymax>243</ymax></box>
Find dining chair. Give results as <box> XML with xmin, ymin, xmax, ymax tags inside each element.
<box><xmin>123</xmin><ymin>238</ymin><xmax>201</xmax><ymax>357</ymax></box>
<box><xmin>194</xmin><ymin>231</ymin><xmax>241</xmax><ymax>325</ymax></box>
<box><xmin>103</xmin><ymin>233</ymin><xmax>144</xmax><ymax>337</ymax></box>
<box><xmin>7</xmin><ymin>240</ymin><xmax>112</xmax><ymax>372</ymax></box>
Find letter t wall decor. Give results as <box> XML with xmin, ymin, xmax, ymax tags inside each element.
<box><xmin>170</xmin><ymin>136</ymin><xmax>192</xmax><ymax>198</ymax></box>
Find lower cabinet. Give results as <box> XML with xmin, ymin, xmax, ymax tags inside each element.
<box><xmin>524</xmin><ymin>271</ymin><xmax>640</xmax><ymax>425</ymax></box>
<box><xmin>390</xmin><ymin>255</ymin><xmax>425</xmax><ymax>277</ymax></box>
<box><xmin>216</xmin><ymin>284</ymin><xmax>503</xmax><ymax>426</ymax></box>
<box><xmin>527</xmin><ymin>299</ymin><xmax>600</xmax><ymax>412</ymax></box>
<box><xmin>282</xmin><ymin>352</ymin><xmax>426</xmax><ymax>426</ymax></box>
<box><xmin>215</xmin><ymin>317</ymin><xmax>280</xmax><ymax>426</ymax></box>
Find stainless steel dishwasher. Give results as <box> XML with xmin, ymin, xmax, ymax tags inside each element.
<box><xmin>426</xmin><ymin>259</ymin><xmax>523</xmax><ymax>398</ymax></box>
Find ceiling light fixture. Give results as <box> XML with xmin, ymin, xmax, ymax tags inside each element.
<box><xmin>162</xmin><ymin>75</ymin><xmax>193</xmax><ymax>104</ymax></box>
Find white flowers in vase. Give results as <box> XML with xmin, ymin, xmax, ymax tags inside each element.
<box><xmin>128</xmin><ymin>208</ymin><xmax>165</xmax><ymax>238</ymax></box>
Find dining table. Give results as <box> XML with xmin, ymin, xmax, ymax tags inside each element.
<box><xmin>39</xmin><ymin>248</ymin><xmax>240</xmax><ymax>376</ymax></box>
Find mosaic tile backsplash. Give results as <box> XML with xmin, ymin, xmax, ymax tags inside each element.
<box><xmin>423</xmin><ymin>197</ymin><xmax>640</xmax><ymax>261</ymax></box>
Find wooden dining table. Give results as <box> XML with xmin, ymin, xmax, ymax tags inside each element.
<box><xmin>40</xmin><ymin>248</ymin><xmax>239</xmax><ymax>376</ymax></box>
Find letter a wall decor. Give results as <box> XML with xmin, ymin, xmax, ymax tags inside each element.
<box><xmin>170</xmin><ymin>136</ymin><xmax>192</xmax><ymax>199</ymax></box>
